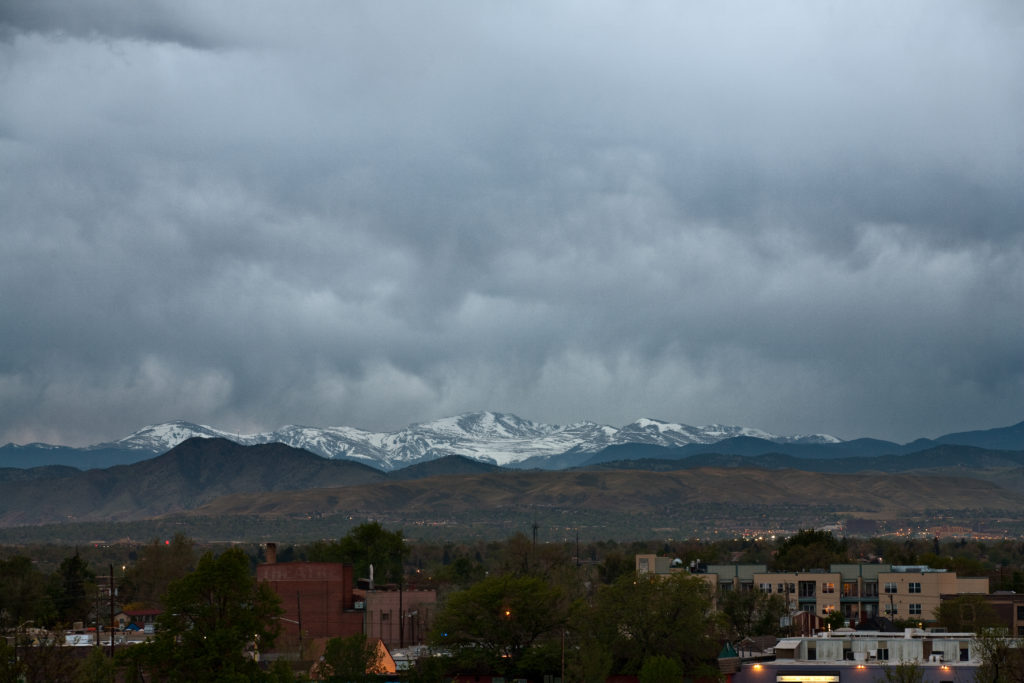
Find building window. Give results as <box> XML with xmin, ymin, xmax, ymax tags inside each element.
<box><xmin>842</xmin><ymin>581</ymin><xmax>858</xmax><ymax>597</ymax></box>
<box><xmin>720</xmin><ymin>583</ymin><xmax>733</xmax><ymax>593</ymax></box>
<box><xmin>909</xmin><ymin>603</ymin><xmax>922</xmax><ymax>615</ymax></box>
<box><xmin>822</xmin><ymin>605</ymin><xmax>836</xmax><ymax>615</ymax></box>
<box><xmin>802</xmin><ymin>603</ymin><xmax>815</xmax><ymax>613</ymax></box>
<box><xmin>879</xmin><ymin>648</ymin><xmax>889</xmax><ymax>661</ymax></box>
<box><xmin>863</xmin><ymin>582</ymin><xmax>879</xmax><ymax>597</ymax></box>
<box><xmin>960</xmin><ymin>648</ymin><xmax>969</xmax><ymax>662</ymax></box>
<box><xmin>799</xmin><ymin>581</ymin><xmax>816</xmax><ymax>598</ymax></box>
<box><xmin>1016</xmin><ymin>605</ymin><xmax>1024</xmax><ymax>620</ymax></box>
<box><xmin>909</xmin><ymin>582</ymin><xmax>921</xmax><ymax>594</ymax></box>
<box><xmin>638</xmin><ymin>558</ymin><xmax>649</xmax><ymax>573</ymax></box>
<box><xmin>822</xmin><ymin>582</ymin><xmax>835</xmax><ymax>594</ymax></box>
<box><xmin>760</xmin><ymin>583</ymin><xmax>772</xmax><ymax>593</ymax></box>
<box><xmin>884</xmin><ymin>582</ymin><xmax>898</xmax><ymax>594</ymax></box>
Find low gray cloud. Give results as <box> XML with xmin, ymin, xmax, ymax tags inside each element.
<box><xmin>1</xmin><ymin>1</ymin><xmax>1022</xmax><ymax>446</ymax></box>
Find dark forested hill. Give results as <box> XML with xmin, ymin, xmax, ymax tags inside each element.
<box><xmin>0</xmin><ymin>438</ymin><xmax>386</xmax><ymax>526</ymax></box>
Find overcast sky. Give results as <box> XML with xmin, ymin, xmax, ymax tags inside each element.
<box><xmin>1</xmin><ymin>1</ymin><xmax>1022</xmax><ymax>446</ymax></box>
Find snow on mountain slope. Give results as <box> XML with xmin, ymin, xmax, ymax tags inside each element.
<box><xmin>86</xmin><ymin>411</ymin><xmax>841</xmax><ymax>470</ymax></box>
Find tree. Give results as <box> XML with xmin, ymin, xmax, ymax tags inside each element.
<box><xmin>76</xmin><ymin>647</ymin><xmax>115</xmax><ymax>683</ymax></box>
<box><xmin>133</xmin><ymin>548</ymin><xmax>282</xmax><ymax>681</ymax></box>
<box><xmin>431</xmin><ymin>574</ymin><xmax>568</xmax><ymax>677</ymax></box>
<box><xmin>121</xmin><ymin>534</ymin><xmax>196</xmax><ymax>608</ymax></box>
<box><xmin>773</xmin><ymin>529</ymin><xmax>848</xmax><ymax>571</ymax></box>
<box><xmin>881</xmin><ymin>659</ymin><xmax>925</xmax><ymax>683</ymax></box>
<box><xmin>50</xmin><ymin>551</ymin><xmax>95</xmax><ymax>626</ymax></box>
<box><xmin>577</xmin><ymin>573</ymin><xmax>720</xmax><ymax>677</ymax></box>
<box><xmin>0</xmin><ymin>555</ymin><xmax>53</xmax><ymax>629</ymax></box>
<box><xmin>308</xmin><ymin>522</ymin><xmax>408</xmax><ymax>585</ymax></box>
<box><xmin>314</xmin><ymin>633</ymin><xmax>384</xmax><ymax>682</ymax></box>
<box><xmin>720</xmin><ymin>589</ymin><xmax>787</xmax><ymax>641</ymax></box>
<box><xmin>936</xmin><ymin>594</ymin><xmax>1002</xmax><ymax>632</ymax></box>
<box><xmin>974</xmin><ymin>628</ymin><xmax>1024</xmax><ymax>683</ymax></box>
<box><xmin>639</xmin><ymin>654</ymin><xmax>684</xmax><ymax>683</ymax></box>
<box><xmin>824</xmin><ymin>609</ymin><xmax>847</xmax><ymax>631</ymax></box>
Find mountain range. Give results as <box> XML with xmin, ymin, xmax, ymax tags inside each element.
<box><xmin>4</xmin><ymin>412</ymin><xmax>1024</xmax><ymax>473</ymax></box>
<box><xmin>1</xmin><ymin>412</ymin><xmax>846</xmax><ymax>471</ymax></box>
<box><xmin>4</xmin><ymin>435</ymin><xmax>1024</xmax><ymax>532</ymax></box>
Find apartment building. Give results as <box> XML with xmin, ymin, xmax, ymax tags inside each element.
<box><xmin>635</xmin><ymin>556</ymin><xmax>989</xmax><ymax>626</ymax></box>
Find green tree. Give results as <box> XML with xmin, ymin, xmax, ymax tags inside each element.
<box><xmin>308</xmin><ymin>522</ymin><xmax>408</xmax><ymax>585</ymax></box>
<box><xmin>433</xmin><ymin>555</ymin><xmax>486</xmax><ymax>589</ymax></box>
<box><xmin>824</xmin><ymin>609</ymin><xmax>847</xmax><ymax>631</ymax></box>
<box><xmin>315</xmin><ymin>632</ymin><xmax>383</xmax><ymax>682</ymax></box>
<box><xmin>973</xmin><ymin>628</ymin><xmax>1024</xmax><ymax>683</ymax></box>
<box><xmin>121</xmin><ymin>534</ymin><xmax>196</xmax><ymax>608</ymax></box>
<box><xmin>936</xmin><ymin>594</ymin><xmax>1002</xmax><ymax>632</ymax></box>
<box><xmin>720</xmin><ymin>589</ymin><xmax>787</xmax><ymax>641</ymax></box>
<box><xmin>597</xmin><ymin>550</ymin><xmax>635</xmax><ymax>585</ymax></box>
<box><xmin>431</xmin><ymin>574</ymin><xmax>568</xmax><ymax>677</ymax></box>
<box><xmin>133</xmin><ymin>547</ymin><xmax>282</xmax><ymax>681</ymax></box>
<box><xmin>881</xmin><ymin>659</ymin><xmax>925</xmax><ymax>683</ymax></box>
<box><xmin>0</xmin><ymin>555</ymin><xmax>53</xmax><ymax>629</ymax></box>
<box><xmin>50</xmin><ymin>551</ymin><xmax>95</xmax><ymax>626</ymax></box>
<box><xmin>773</xmin><ymin>529</ymin><xmax>848</xmax><ymax>571</ymax></box>
<box><xmin>639</xmin><ymin>654</ymin><xmax>684</xmax><ymax>683</ymax></box>
<box><xmin>578</xmin><ymin>573</ymin><xmax>720</xmax><ymax>677</ymax></box>
<box><xmin>76</xmin><ymin>647</ymin><xmax>115</xmax><ymax>683</ymax></box>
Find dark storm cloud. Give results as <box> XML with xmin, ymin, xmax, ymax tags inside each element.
<box><xmin>0</xmin><ymin>0</ymin><xmax>223</xmax><ymax>48</ymax></box>
<box><xmin>1</xmin><ymin>2</ymin><xmax>1022</xmax><ymax>446</ymax></box>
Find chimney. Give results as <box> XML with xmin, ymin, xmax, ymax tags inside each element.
<box><xmin>265</xmin><ymin>542</ymin><xmax>277</xmax><ymax>565</ymax></box>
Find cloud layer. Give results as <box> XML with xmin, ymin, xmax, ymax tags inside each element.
<box><xmin>2</xmin><ymin>1</ymin><xmax>1023</xmax><ymax>445</ymax></box>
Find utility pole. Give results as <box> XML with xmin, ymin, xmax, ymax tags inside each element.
<box><xmin>109</xmin><ymin>565</ymin><xmax>115</xmax><ymax>658</ymax></box>
<box><xmin>296</xmin><ymin>592</ymin><xmax>303</xmax><ymax>658</ymax></box>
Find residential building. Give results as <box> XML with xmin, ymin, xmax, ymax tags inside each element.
<box><xmin>635</xmin><ymin>557</ymin><xmax>989</xmax><ymax>626</ymax></box>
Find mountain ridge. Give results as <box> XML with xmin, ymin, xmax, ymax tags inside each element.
<box><xmin>3</xmin><ymin>413</ymin><xmax>1022</xmax><ymax>473</ymax></box>
<box><xmin>2</xmin><ymin>411</ymin><xmax>840</xmax><ymax>471</ymax></box>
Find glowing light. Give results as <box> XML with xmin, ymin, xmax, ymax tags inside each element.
<box><xmin>753</xmin><ymin>664</ymin><xmax>763</xmax><ymax>671</ymax></box>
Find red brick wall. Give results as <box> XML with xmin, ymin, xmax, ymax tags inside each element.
<box><xmin>257</xmin><ymin>562</ymin><xmax>363</xmax><ymax>640</ymax></box>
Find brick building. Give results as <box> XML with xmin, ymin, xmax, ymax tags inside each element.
<box><xmin>256</xmin><ymin>544</ymin><xmax>364</xmax><ymax>642</ymax></box>
<box><xmin>357</xmin><ymin>587</ymin><xmax>437</xmax><ymax>649</ymax></box>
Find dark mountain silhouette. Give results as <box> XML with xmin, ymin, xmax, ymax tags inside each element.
<box><xmin>0</xmin><ymin>438</ymin><xmax>386</xmax><ymax>526</ymax></box>
<box><xmin>387</xmin><ymin>454</ymin><xmax>501</xmax><ymax>481</ymax></box>
<box><xmin>935</xmin><ymin>420</ymin><xmax>1024</xmax><ymax>451</ymax></box>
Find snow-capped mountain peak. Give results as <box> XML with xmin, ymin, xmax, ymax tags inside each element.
<box><xmin>91</xmin><ymin>412</ymin><xmax>842</xmax><ymax>470</ymax></box>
